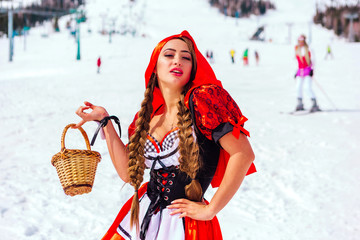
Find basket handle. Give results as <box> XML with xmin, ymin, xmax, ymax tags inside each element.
<box><xmin>61</xmin><ymin>124</ymin><xmax>91</xmax><ymax>152</ymax></box>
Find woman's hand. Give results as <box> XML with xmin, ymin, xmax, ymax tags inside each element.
<box><xmin>74</xmin><ymin>101</ymin><xmax>109</xmax><ymax>128</ymax></box>
<box><xmin>167</xmin><ymin>198</ymin><xmax>215</xmax><ymax>221</ymax></box>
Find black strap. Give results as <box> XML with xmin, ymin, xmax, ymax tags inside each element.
<box><xmin>140</xmin><ymin>195</ymin><xmax>161</xmax><ymax>240</ymax></box>
<box><xmin>90</xmin><ymin>116</ymin><xmax>121</xmax><ymax>146</ymax></box>
<box><xmin>140</xmin><ymin>164</ymin><xmax>177</xmax><ymax>239</ymax></box>
<box><xmin>188</xmin><ymin>92</ymin><xmax>201</xmax><ymax>136</ymax></box>
<box><xmin>144</xmin><ymin>147</ymin><xmax>179</xmax><ymax>161</ymax></box>
<box><xmin>150</xmin><ymin>156</ymin><xmax>168</xmax><ymax>171</ymax></box>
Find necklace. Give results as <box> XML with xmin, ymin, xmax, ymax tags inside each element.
<box><xmin>163</xmin><ymin>113</ymin><xmax>178</xmax><ymax>129</ymax></box>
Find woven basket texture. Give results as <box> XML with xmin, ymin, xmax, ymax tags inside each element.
<box><xmin>51</xmin><ymin>124</ymin><xmax>101</xmax><ymax>196</ymax></box>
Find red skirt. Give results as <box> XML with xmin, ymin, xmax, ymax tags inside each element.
<box><xmin>101</xmin><ymin>182</ymin><xmax>223</xmax><ymax>240</ymax></box>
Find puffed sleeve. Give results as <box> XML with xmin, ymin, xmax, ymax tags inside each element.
<box><xmin>191</xmin><ymin>84</ymin><xmax>249</xmax><ymax>145</ymax></box>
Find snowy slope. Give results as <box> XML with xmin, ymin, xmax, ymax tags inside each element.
<box><xmin>0</xmin><ymin>0</ymin><xmax>360</xmax><ymax>240</ymax></box>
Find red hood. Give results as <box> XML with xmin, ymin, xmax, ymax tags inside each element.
<box><xmin>144</xmin><ymin>30</ymin><xmax>223</xmax><ymax>115</ymax></box>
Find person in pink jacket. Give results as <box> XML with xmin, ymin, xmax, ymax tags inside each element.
<box><xmin>294</xmin><ymin>35</ymin><xmax>320</xmax><ymax>112</ymax></box>
<box><xmin>97</xmin><ymin>57</ymin><xmax>102</xmax><ymax>74</ymax></box>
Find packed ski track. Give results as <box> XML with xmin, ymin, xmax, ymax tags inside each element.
<box><xmin>0</xmin><ymin>0</ymin><xmax>359</xmax><ymax>239</ymax></box>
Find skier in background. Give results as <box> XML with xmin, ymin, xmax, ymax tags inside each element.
<box><xmin>206</xmin><ymin>50</ymin><xmax>214</xmax><ymax>64</ymax></box>
<box><xmin>243</xmin><ymin>48</ymin><xmax>249</xmax><ymax>66</ymax></box>
<box><xmin>324</xmin><ymin>45</ymin><xmax>333</xmax><ymax>60</ymax></box>
<box><xmin>294</xmin><ymin>34</ymin><xmax>320</xmax><ymax>112</ymax></box>
<box><xmin>230</xmin><ymin>49</ymin><xmax>235</xmax><ymax>64</ymax></box>
<box><xmin>254</xmin><ymin>50</ymin><xmax>259</xmax><ymax>65</ymax></box>
<box><xmin>97</xmin><ymin>57</ymin><xmax>102</xmax><ymax>74</ymax></box>
<box><xmin>206</xmin><ymin>50</ymin><xmax>211</xmax><ymax>61</ymax></box>
<box><xmin>209</xmin><ymin>50</ymin><xmax>214</xmax><ymax>64</ymax></box>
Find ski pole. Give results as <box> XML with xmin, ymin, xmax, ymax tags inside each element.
<box><xmin>312</xmin><ymin>78</ymin><xmax>338</xmax><ymax>110</ymax></box>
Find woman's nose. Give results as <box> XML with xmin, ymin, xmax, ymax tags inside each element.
<box><xmin>174</xmin><ymin>56</ymin><xmax>182</xmax><ymax>66</ymax></box>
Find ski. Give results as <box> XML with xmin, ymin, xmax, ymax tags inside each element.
<box><xmin>280</xmin><ymin>109</ymin><xmax>322</xmax><ymax>115</ymax></box>
<box><xmin>289</xmin><ymin>110</ymin><xmax>313</xmax><ymax>115</ymax></box>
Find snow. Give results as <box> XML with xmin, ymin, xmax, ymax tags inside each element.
<box><xmin>1</xmin><ymin>0</ymin><xmax>360</xmax><ymax>239</ymax></box>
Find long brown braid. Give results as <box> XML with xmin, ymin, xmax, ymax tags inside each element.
<box><xmin>177</xmin><ymin>93</ymin><xmax>202</xmax><ymax>201</ymax></box>
<box><xmin>127</xmin><ymin>36</ymin><xmax>201</xmax><ymax>230</ymax></box>
<box><xmin>127</xmin><ymin>74</ymin><xmax>155</xmax><ymax>231</ymax></box>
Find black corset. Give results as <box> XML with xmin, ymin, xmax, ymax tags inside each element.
<box><xmin>140</xmin><ymin>152</ymin><xmax>190</xmax><ymax>239</ymax></box>
<box><xmin>147</xmin><ymin>165</ymin><xmax>191</xmax><ymax>209</ymax></box>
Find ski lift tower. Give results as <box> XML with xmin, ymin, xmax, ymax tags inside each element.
<box><xmin>99</xmin><ymin>12</ymin><xmax>107</xmax><ymax>35</ymax></box>
<box><xmin>345</xmin><ymin>13</ymin><xmax>359</xmax><ymax>42</ymax></box>
<box><xmin>8</xmin><ymin>7</ymin><xmax>14</xmax><ymax>62</ymax></box>
<box><xmin>2</xmin><ymin>1</ymin><xmax>15</xmax><ymax>62</ymax></box>
<box><xmin>109</xmin><ymin>17</ymin><xmax>117</xmax><ymax>43</ymax></box>
<box><xmin>286</xmin><ymin>22</ymin><xmax>293</xmax><ymax>44</ymax></box>
<box><xmin>70</xmin><ymin>8</ymin><xmax>83</xmax><ymax>60</ymax></box>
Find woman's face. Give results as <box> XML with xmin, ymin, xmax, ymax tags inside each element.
<box><xmin>298</xmin><ymin>37</ymin><xmax>305</xmax><ymax>46</ymax></box>
<box><xmin>155</xmin><ymin>39</ymin><xmax>193</xmax><ymax>91</ymax></box>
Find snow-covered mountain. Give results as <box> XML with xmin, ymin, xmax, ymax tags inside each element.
<box><xmin>0</xmin><ymin>0</ymin><xmax>359</xmax><ymax>239</ymax></box>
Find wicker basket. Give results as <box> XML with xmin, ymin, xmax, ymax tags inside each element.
<box><xmin>51</xmin><ymin>124</ymin><xmax>101</xmax><ymax>196</ymax></box>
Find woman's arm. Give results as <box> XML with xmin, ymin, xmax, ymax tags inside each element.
<box><xmin>168</xmin><ymin>132</ymin><xmax>254</xmax><ymax>220</ymax></box>
<box><xmin>74</xmin><ymin>101</ymin><xmax>130</xmax><ymax>182</ymax></box>
<box><xmin>206</xmin><ymin>132</ymin><xmax>254</xmax><ymax>218</ymax></box>
<box><xmin>102</xmin><ymin>122</ymin><xmax>130</xmax><ymax>182</ymax></box>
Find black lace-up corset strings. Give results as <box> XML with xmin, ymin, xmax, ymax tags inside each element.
<box><xmin>140</xmin><ymin>148</ymin><xmax>178</xmax><ymax>239</ymax></box>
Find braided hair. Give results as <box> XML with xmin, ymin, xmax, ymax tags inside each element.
<box><xmin>127</xmin><ymin>74</ymin><xmax>155</xmax><ymax>231</ymax></box>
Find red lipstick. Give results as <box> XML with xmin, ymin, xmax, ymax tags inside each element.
<box><xmin>170</xmin><ymin>67</ymin><xmax>183</xmax><ymax>76</ymax></box>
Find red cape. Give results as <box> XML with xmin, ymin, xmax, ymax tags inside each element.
<box><xmin>130</xmin><ymin>30</ymin><xmax>255</xmax><ymax>188</ymax></box>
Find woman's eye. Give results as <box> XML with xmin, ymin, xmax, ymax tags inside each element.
<box><xmin>165</xmin><ymin>54</ymin><xmax>174</xmax><ymax>58</ymax></box>
<box><xmin>183</xmin><ymin>56</ymin><xmax>191</xmax><ymax>61</ymax></box>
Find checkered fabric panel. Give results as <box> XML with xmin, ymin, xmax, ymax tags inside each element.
<box><xmin>144</xmin><ymin>130</ymin><xmax>179</xmax><ymax>154</ymax></box>
<box><xmin>144</xmin><ymin>137</ymin><xmax>159</xmax><ymax>154</ymax></box>
<box><xmin>162</xmin><ymin>130</ymin><xmax>178</xmax><ymax>151</ymax></box>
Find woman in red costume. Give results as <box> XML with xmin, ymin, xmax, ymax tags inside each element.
<box><xmin>74</xmin><ymin>30</ymin><xmax>255</xmax><ymax>240</ymax></box>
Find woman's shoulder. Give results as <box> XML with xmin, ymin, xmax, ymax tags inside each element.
<box><xmin>189</xmin><ymin>83</ymin><xmax>249</xmax><ymax>142</ymax></box>
<box><xmin>191</xmin><ymin>84</ymin><xmax>238</xmax><ymax>109</ymax></box>
<box><xmin>193</xmin><ymin>84</ymin><xmax>223</xmax><ymax>91</ymax></box>
<box><xmin>192</xmin><ymin>84</ymin><xmax>229</xmax><ymax>99</ymax></box>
